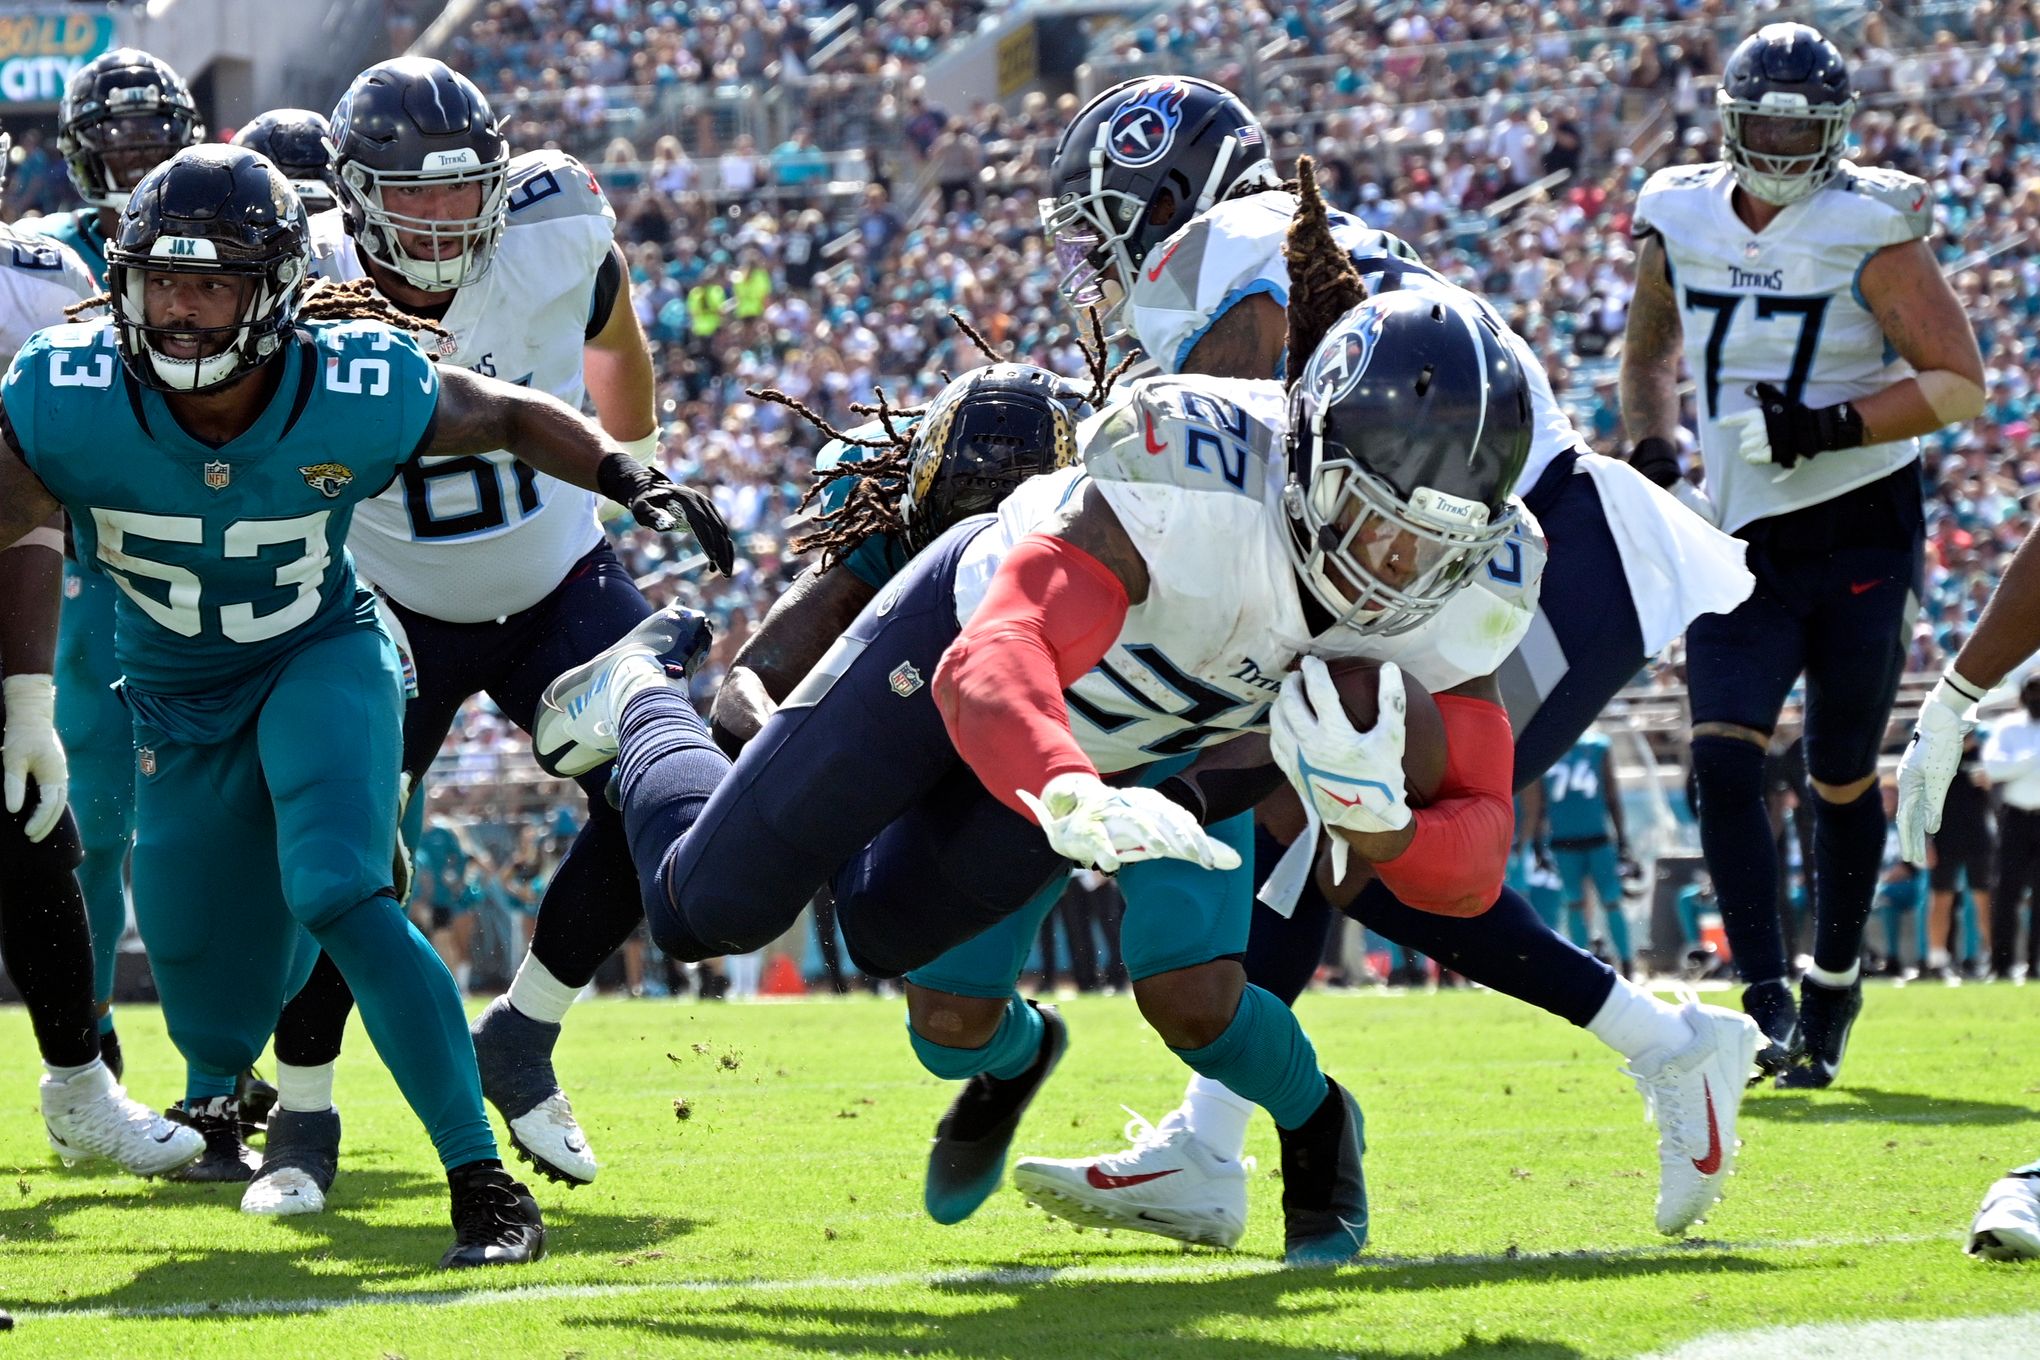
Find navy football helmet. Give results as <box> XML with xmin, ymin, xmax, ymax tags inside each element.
<box><xmin>233</xmin><ymin>109</ymin><xmax>338</xmax><ymax>214</ymax></box>
<box><xmin>901</xmin><ymin>364</ymin><xmax>1086</xmax><ymax>550</ymax></box>
<box><xmin>106</xmin><ymin>145</ymin><xmax>310</xmax><ymax>393</ymax></box>
<box><xmin>1283</xmin><ymin>289</ymin><xmax>1532</xmax><ymax>637</ymax></box>
<box><xmin>328</xmin><ymin>58</ymin><xmax>509</xmax><ymax>292</ymax></box>
<box><xmin>1041</xmin><ymin>76</ymin><xmax>1279</xmax><ymax>315</ymax></box>
<box><xmin>1717</xmin><ymin>23</ymin><xmax>1856</xmax><ymax>206</ymax></box>
<box><xmin>58</xmin><ymin>49</ymin><xmax>204</xmax><ymax>211</ymax></box>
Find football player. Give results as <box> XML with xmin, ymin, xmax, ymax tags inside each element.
<box><xmin>1014</xmin><ymin>81</ymin><xmax>1759</xmax><ymax>1246</ymax></box>
<box><xmin>23</xmin><ymin>48</ymin><xmax>204</xmax><ymax>1088</ymax></box>
<box><xmin>1895</xmin><ymin>389</ymin><xmax>2040</xmax><ymax>1265</ymax></box>
<box><xmin>230</xmin><ymin>108</ymin><xmax>339</xmax><ymax>215</ymax></box>
<box><xmin>534</xmin><ymin>199</ymin><xmax>1547</xmax><ymax>1263</ymax></box>
<box><xmin>1626</xmin><ymin>22</ymin><xmax>1983</xmax><ymax>1087</ymax></box>
<box><xmin>241</xmin><ymin>58</ymin><xmax>730</xmax><ymax>1216</ymax></box>
<box><xmin>0</xmin><ymin>134</ymin><xmax>204</xmax><ymax>1178</ymax></box>
<box><xmin>0</xmin><ymin>144</ymin><xmax>715</xmax><ymax>1265</ymax></box>
<box><xmin>1536</xmin><ymin>730</ymin><xmax>1638</xmax><ymax>975</ymax></box>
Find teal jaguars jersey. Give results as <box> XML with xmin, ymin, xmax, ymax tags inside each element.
<box><xmin>33</xmin><ymin>209</ymin><xmax>109</xmax><ymax>287</ymax></box>
<box><xmin>4</xmin><ymin>319</ymin><xmax>440</xmax><ymax>740</ymax></box>
<box><xmin>1543</xmin><ymin>733</ymin><xmax>1613</xmax><ymax>843</ymax></box>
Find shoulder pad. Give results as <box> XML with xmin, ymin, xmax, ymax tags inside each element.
<box><xmin>1083</xmin><ymin>376</ymin><xmax>1285</xmax><ymax>498</ymax></box>
<box><xmin>34</xmin><ymin>319</ymin><xmax>113</xmax><ymax>350</ymax></box>
<box><xmin>504</xmin><ymin>149</ymin><xmax>615</xmax><ymax>227</ymax></box>
<box><xmin>0</xmin><ymin>226</ymin><xmax>95</xmax><ymax>302</ymax></box>
<box><xmin>1834</xmin><ymin>163</ymin><xmax>1933</xmax><ymax>240</ymax></box>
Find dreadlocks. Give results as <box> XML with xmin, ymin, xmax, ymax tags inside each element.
<box><xmin>759</xmin><ymin>309</ymin><xmax>1140</xmax><ymax>573</ymax></box>
<box><xmin>63</xmin><ymin>276</ymin><xmax>455</xmax><ymax>349</ymax></box>
<box><xmin>1282</xmin><ymin>155</ymin><xmax>1370</xmax><ymax>389</ymax></box>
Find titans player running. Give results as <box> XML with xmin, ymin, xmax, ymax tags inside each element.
<box><xmin>1624</xmin><ymin>23</ymin><xmax>1983</xmax><ymax>1086</ymax></box>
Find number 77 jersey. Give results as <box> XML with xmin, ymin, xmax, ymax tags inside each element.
<box><xmin>3</xmin><ymin>318</ymin><xmax>438</xmax><ymax>741</ymax></box>
<box><xmin>1632</xmin><ymin>159</ymin><xmax>1932</xmax><ymax>534</ymax></box>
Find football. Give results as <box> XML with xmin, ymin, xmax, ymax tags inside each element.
<box><xmin>1323</xmin><ymin>658</ymin><xmax>1449</xmax><ymax>807</ymax></box>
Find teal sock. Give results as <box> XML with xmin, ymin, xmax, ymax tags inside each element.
<box><xmin>1172</xmin><ymin>984</ymin><xmax>1327</xmax><ymax>1131</ymax></box>
<box><xmin>312</xmin><ymin>896</ymin><xmax>496</xmax><ymax>1170</ymax></box>
<box><xmin>184</xmin><ymin>1067</ymin><xmax>236</xmax><ymax>1102</ymax></box>
<box><xmin>908</xmin><ymin>994</ymin><xmax>1042</xmax><ymax>1082</ymax></box>
<box><xmin>96</xmin><ymin>1009</ymin><xmax>115</xmax><ymax>1036</ymax></box>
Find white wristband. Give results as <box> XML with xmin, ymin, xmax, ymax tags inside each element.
<box><xmin>620</xmin><ymin>429</ymin><xmax>661</xmax><ymax>464</ymax></box>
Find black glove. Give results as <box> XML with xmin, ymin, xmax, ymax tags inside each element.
<box><xmin>597</xmin><ymin>452</ymin><xmax>736</xmax><ymax>575</ymax></box>
<box><xmin>1749</xmin><ymin>381</ymin><xmax>1865</xmax><ymax>470</ymax></box>
<box><xmin>1627</xmin><ymin>435</ymin><xmax>1683</xmax><ymax>489</ymax></box>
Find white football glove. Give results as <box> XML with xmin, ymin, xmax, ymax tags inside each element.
<box><xmin>1896</xmin><ymin>673</ymin><xmax>1982</xmax><ymax>867</ymax></box>
<box><xmin>1718</xmin><ymin>407</ymin><xmax>1777</xmax><ymax>468</ymax></box>
<box><xmin>1017</xmin><ymin>772</ymin><xmax>1242</xmax><ymax>874</ymax></box>
<box><xmin>1271</xmin><ymin>657</ymin><xmax>1412</xmax><ymax>881</ymax></box>
<box><xmin>1670</xmin><ymin>477</ymin><xmax>1720</xmax><ymax>527</ymax></box>
<box><xmin>3</xmin><ymin>673</ymin><xmax>68</xmax><ymax>843</ymax></box>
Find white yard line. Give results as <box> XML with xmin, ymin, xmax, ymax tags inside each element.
<box><xmin>18</xmin><ymin>1229</ymin><xmax>1962</xmax><ymax>1324</ymax></box>
<box><xmin>1642</xmin><ymin>1310</ymin><xmax>2040</xmax><ymax>1360</ymax></box>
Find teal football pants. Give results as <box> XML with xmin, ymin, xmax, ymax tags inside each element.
<box><xmin>55</xmin><ymin>562</ymin><xmax>133</xmax><ymax>1010</ymax></box>
<box><xmin>135</xmin><ymin>624</ymin><xmax>495</xmax><ymax>1169</ymax></box>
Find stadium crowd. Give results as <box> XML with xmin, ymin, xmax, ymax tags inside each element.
<box><xmin>7</xmin><ymin>2</ymin><xmax>2039</xmax><ymax>994</ymax></box>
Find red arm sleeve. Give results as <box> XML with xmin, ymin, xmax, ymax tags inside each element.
<box><xmin>1371</xmin><ymin>694</ymin><xmax>1515</xmax><ymax>917</ymax></box>
<box><xmin>933</xmin><ymin>533</ymin><xmax>1130</xmax><ymax>819</ymax></box>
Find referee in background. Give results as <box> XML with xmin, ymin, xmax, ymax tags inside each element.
<box><xmin>1983</xmin><ymin>675</ymin><xmax>2040</xmax><ymax>979</ymax></box>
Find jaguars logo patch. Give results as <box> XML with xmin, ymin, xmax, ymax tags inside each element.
<box><xmin>299</xmin><ymin>463</ymin><xmax>354</xmax><ymax>498</ymax></box>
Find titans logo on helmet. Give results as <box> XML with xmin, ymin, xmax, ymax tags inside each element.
<box><xmin>1105</xmin><ymin>80</ymin><xmax>1190</xmax><ymax>169</ymax></box>
<box><xmin>1304</xmin><ymin>307</ymin><xmax>1389</xmax><ymax>408</ymax></box>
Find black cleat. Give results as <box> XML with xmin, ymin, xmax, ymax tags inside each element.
<box><xmin>165</xmin><ymin>1097</ymin><xmax>261</xmax><ymax>1182</ymax></box>
<box><xmin>240</xmin><ymin>1106</ymin><xmax>341</xmax><ymax>1215</ymax></box>
<box><xmin>1742</xmin><ymin>980</ymin><xmax>1799</xmax><ymax>1078</ymax></box>
<box><xmin>1277</xmin><ymin>1078</ymin><xmax>1368</xmax><ymax>1266</ymax></box>
<box><xmin>98</xmin><ymin>1027</ymin><xmax>124</xmax><ymax>1083</ymax></box>
<box><xmin>440</xmin><ymin>1161</ymin><xmax>546</xmax><ymax>1269</ymax></box>
<box><xmin>924</xmin><ymin>1002</ymin><xmax>1067</xmax><ymax>1225</ymax></box>
<box><xmin>237</xmin><ymin>1067</ymin><xmax>278</xmax><ymax>1134</ymax></box>
<box><xmin>1775</xmin><ymin>977</ymin><xmax>1862</xmax><ymax>1090</ymax></box>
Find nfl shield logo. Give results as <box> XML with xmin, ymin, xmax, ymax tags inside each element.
<box><xmin>137</xmin><ymin>747</ymin><xmax>156</xmax><ymax>777</ymax></box>
<box><xmin>203</xmin><ymin>461</ymin><xmax>231</xmax><ymax>490</ymax></box>
<box><xmin>888</xmin><ymin>661</ymin><xmax>924</xmax><ymax>698</ymax></box>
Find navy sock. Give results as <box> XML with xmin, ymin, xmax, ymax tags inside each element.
<box><xmin>1242</xmin><ymin>826</ymin><xmax>1335</xmax><ymax>1007</ymax></box>
<box><xmin>1172</xmin><ymin>984</ymin><xmax>1326</xmax><ymax>1130</ymax></box>
<box><xmin>1811</xmin><ymin>785</ymin><xmax>1885</xmax><ymax>974</ymax></box>
<box><xmin>1691</xmin><ymin>735</ymin><xmax>1786</xmax><ymax>985</ymax></box>
<box><xmin>615</xmin><ymin>687</ymin><xmax>731</xmax><ymax>915</ymax></box>
<box><xmin>0</xmin><ymin>846</ymin><xmax>98</xmax><ymax>1068</ymax></box>
<box><xmin>1351</xmin><ymin>882</ymin><xmax>1615</xmax><ymax>1026</ymax></box>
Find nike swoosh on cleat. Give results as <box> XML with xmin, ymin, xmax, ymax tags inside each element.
<box><xmin>1085</xmin><ymin>1167</ymin><xmax>1182</xmax><ymax>1190</ymax></box>
<box><xmin>154</xmin><ymin>1130</ymin><xmax>175</xmax><ymax>1143</ymax></box>
<box><xmin>1691</xmin><ymin>1077</ymin><xmax>1723</xmax><ymax>1176</ymax></box>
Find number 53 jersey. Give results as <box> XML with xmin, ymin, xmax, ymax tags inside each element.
<box><xmin>4</xmin><ymin>319</ymin><xmax>439</xmax><ymax>742</ymax></box>
<box><xmin>1633</xmin><ymin>159</ymin><xmax>1932</xmax><ymax>534</ymax></box>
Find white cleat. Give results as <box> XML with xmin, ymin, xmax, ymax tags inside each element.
<box><xmin>507</xmin><ymin>1092</ymin><xmax>598</xmax><ymax>1187</ymax></box>
<box><xmin>532</xmin><ymin>605</ymin><xmax>711</xmax><ymax>778</ymax></box>
<box><xmin>1968</xmin><ymin>1173</ymin><xmax>2040</xmax><ymax>1260</ymax></box>
<box><xmin>40</xmin><ymin>1064</ymin><xmax>204</xmax><ymax>1178</ymax></box>
<box><xmin>1012</xmin><ymin>1110</ymin><xmax>1251</xmax><ymax>1249</ymax></box>
<box><xmin>241</xmin><ymin>1164</ymin><xmax>328</xmax><ymax>1216</ymax></box>
<box><xmin>1625</xmin><ymin>1000</ymin><xmax>1762</xmax><ymax>1235</ymax></box>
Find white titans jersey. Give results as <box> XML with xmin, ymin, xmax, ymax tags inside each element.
<box><xmin>1634</xmin><ymin>160</ymin><xmax>1931</xmax><ymax>534</ymax></box>
<box><xmin>1131</xmin><ymin>191</ymin><xmax>1583</xmax><ymax>491</ymax></box>
<box><xmin>310</xmin><ymin>149</ymin><xmax>618</xmax><ymax>620</ymax></box>
<box><xmin>0</xmin><ymin>224</ymin><xmax>95</xmax><ymax>359</ymax></box>
<box><xmin>953</xmin><ymin>376</ymin><xmax>1543</xmax><ymax>775</ymax></box>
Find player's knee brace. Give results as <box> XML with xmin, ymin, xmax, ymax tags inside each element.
<box><xmin>1688</xmin><ymin>732</ymin><xmax>1769</xmax><ymax>815</ymax></box>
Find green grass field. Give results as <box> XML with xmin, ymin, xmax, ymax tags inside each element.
<box><xmin>3</xmin><ymin>982</ymin><xmax>2037</xmax><ymax>1358</ymax></box>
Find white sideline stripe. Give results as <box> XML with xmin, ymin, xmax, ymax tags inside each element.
<box><xmin>1642</xmin><ymin>1310</ymin><xmax>2040</xmax><ymax>1360</ymax></box>
<box><xmin>19</xmin><ymin>1230</ymin><xmax>1961</xmax><ymax>1324</ymax></box>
